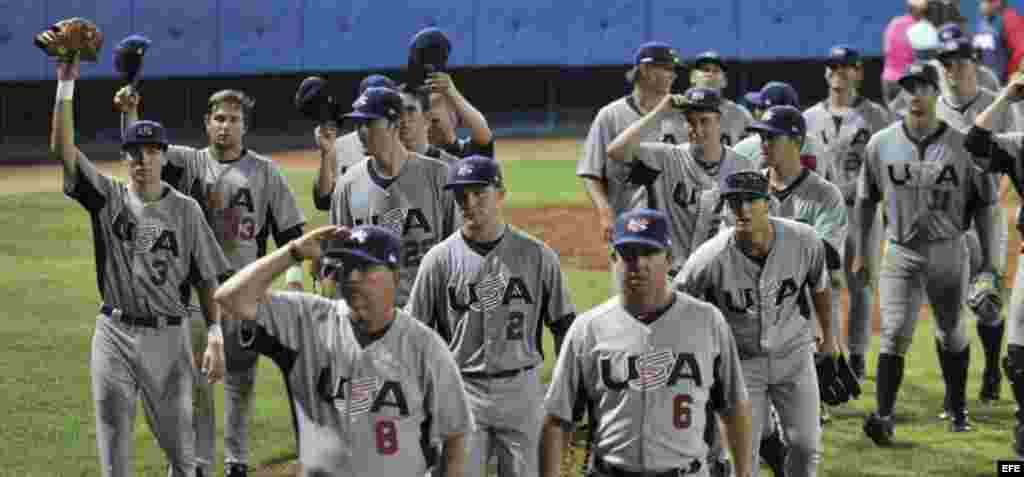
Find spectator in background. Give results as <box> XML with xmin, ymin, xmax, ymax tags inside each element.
<box><xmin>882</xmin><ymin>0</ymin><xmax>929</xmax><ymax>103</ymax></box>
<box><xmin>975</xmin><ymin>0</ymin><xmax>1024</xmax><ymax>81</ymax></box>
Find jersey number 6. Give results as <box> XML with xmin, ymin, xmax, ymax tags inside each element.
<box><xmin>673</xmin><ymin>394</ymin><xmax>693</xmax><ymax>429</ymax></box>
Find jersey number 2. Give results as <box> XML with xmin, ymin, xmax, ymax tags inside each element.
<box><xmin>376</xmin><ymin>419</ymin><xmax>399</xmax><ymax>455</ymax></box>
<box><xmin>673</xmin><ymin>394</ymin><xmax>693</xmax><ymax>429</ymax></box>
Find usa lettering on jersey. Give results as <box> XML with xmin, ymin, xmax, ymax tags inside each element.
<box><xmin>319</xmin><ymin>373</ymin><xmax>412</xmax><ymax>417</ymax></box>
<box><xmin>599</xmin><ymin>349</ymin><xmax>704</xmax><ymax>391</ymax></box>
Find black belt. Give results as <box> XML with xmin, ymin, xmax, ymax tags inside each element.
<box><xmin>100</xmin><ymin>304</ymin><xmax>183</xmax><ymax>328</ymax></box>
<box><xmin>461</xmin><ymin>364</ymin><xmax>535</xmax><ymax>380</ymax></box>
<box><xmin>594</xmin><ymin>458</ymin><xmax>702</xmax><ymax>477</ymax></box>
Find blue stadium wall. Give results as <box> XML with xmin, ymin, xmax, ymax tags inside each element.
<box><xmin>0</xmin><ymin>1</ymin><xmax>976</xmax><ymax>159</ymax></box>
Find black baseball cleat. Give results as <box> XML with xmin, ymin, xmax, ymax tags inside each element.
<box><xmin>226</xmin><ymin>463</ymin><xmax>248</xmax><ymax>477</ymax></box>
<box><xmin>760</xmin><ymin>430</ymin><xmax>789</xmax><ymax>477</ymax></box>
<box><xmin>849</xmin><ymin>353</ymin><xmax>866</xmax><ymax>381</ymax></box>
<box><xmin>980</xmin><ymin>367</ymin><xmax>1002</xmax><ymax>404</ymax></box>
<box><xmin>949</xmin><ymin>410</ymin><xmax>972</xmax><ymax>433</ymax></box>
<box><xmin>863</xmin><ymin>412</ymin><xmax>894</xmax><ymax>446</ymax></box>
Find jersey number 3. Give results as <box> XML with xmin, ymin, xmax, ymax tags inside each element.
<box><xmin>673</xmin><ymin>394</ymin><xmax>693</xmax><ymax>429</ymax></box>
<box><xmin>376</xmin><ymin>419</ymin><xmax>399</xmax><ymax>455</ymax></box>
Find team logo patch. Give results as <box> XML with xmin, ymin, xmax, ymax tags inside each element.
<box><xmin>350</xmin><ymin>228</ymin><xmax>369</xmax><ymax>244</ymax></box>
<box><xmin>457</xmin><ymin>164</ymin><xmax>474</xmax><ymax>177</ymax></box>
<box><xmin>629</xmin><ymin>349</ymin><xmax>676</xmax><ymax>391</ymax></box>
<box><xmin>626</xmin><ymin>217</ymin><xmax>650</xmax><ymax>233</ymax></box>
<box><xmin>137</xmin><ymin>124</ymin><xmax>154</xmax><ymax>137</ymax></box>
<box><xmin>334</xmin><ymin>376</ymin><xmax>380</xmax><ymax>416</ymax></box>
<box><xmin>470</xmin><ymin>268</ymin><xmax>509</xmax><ymax>313</ymax></box>
<box><xmin>353</xmin><ymin>95</ymin><xmax>369</xmax><ymax>110</ymax></box>
<box><xmin>133</xmin><ymin>217</ymin><xmax>165</xmax><ymax>254</ymax></box>
<box><xmin>377</xmin><ymin>208</ymin><xmax>408</xmax><ymax>237</ymax></box>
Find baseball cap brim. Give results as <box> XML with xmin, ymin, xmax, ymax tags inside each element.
<box><xmin>343</xmin><ymin>111</ymin><xmax>385</xmax><ymax>121</ymax></box>
<box><xmin>743</xmin><ymin>92</ymin><xmax>764</xmax><ymax>107</ymax></box>
<box><xmin>745</xmin><ymin>122</ymin><xmax>790</xmax><ymax>136</ymax></box>
<box><xmin>121</xmin><ymin>141</ymin><xmax>168</xmax><ymax>151</ymax></box>
<box><xmin>443</xmin><ymin>179</ymin><xmax>492</xmax><ymax>190</ymax></box>
<box><xmin>613</xmin><ymin>236</ymin><xmax>668</xmax><ymax>251</ymax></box>
<box><xmin>722</xmin><ymin>191</ymin><xmax>769</xmax><ymax>200</ymax></box>
<box><xmin>897</xmin><ymin>75</ymin><xmax>937</xmax><ymax>91</ymax></box>
<box><xmin>327</xmin><ymin>248</ymin><xmax>391</xmax><ymax>266</ymax></box>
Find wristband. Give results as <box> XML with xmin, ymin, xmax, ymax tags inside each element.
<box><xmin>289</xmin><ymin>244</ymin><xmax>305</xmax><ymax>264</ymax></box>
<box><xmin>207</xmin><ymin>322</ymin><xmax>223</xmax><ymax>340</ymax></box>
<box><xmin>285</xmin><ymin>264</ymin><xmax>304</xmax><ymax>284</ymax></box>
<box><xmin>57</xmin><ymin>80</ymin><xmax>75</xmax><ymax>101</ymax></box>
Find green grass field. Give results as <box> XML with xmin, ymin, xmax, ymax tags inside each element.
<box><xmin>0</xmin><ymin>159</ymin><xmax>1018</xmax><ymax>476</ymax></box>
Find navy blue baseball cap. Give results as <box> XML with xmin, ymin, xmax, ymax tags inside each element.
<box><xmin>122</xmin><ymin>120</ymin><xmax>169</xmax><ymax>151</ymax></box>
<box><xmin>344</xmin><ymin>86</ymin><xmax>403</xmax><ymax>122</ymax></box>
<box><xmin>693</xmin><ymin>50</ymin><xmax>725</xmax><ymax>70</ymax></box>
<box><xmin>358</xmin><ymin>74</ymin><xmax>397</xmax><ymax>95</ymax></box>
<box><xmin>633</xmin><ymin>42</ymin><xmax>682</xmax><ymax>66</ymax></box>
<box><xmin>678</xmin><ymin>86</ymin><xmax>722</xmax><ymax>113</ymax></box>
<box><xmin>613</xmin><ymin>208</ymin><xmax>672</xmax><ymax>251</ymax></box>
<box><xmin>409</xmin><ymin>27</ymin><xmax>452</xmax><ymax>68</ymax></box>
<box><xmin>322</xmin><ymin>225</ymin><xmax>401</xmax><ymax>267</ymax></box>
<box><xmin>444</xmin><ymin>155</ymin><xmax>503</xmax><ymax>190</ymax></box>
<box><xmin>747</xmin><ymin>82</ymin><xmax>800</xmax><ymax>109</ymax></box>
<box><xmin>898</xmin><ymin>61</ymin><xmax>941</xmax><ymax>90</ymax></box>
<box><xmin>720</xmin><ymin>170</ymin><xmax>770</xmax><ymax>199</ymax></box>
<box><xmin>746</xmin><ymin>105</ymin><xmax>806</xmax><ymax>138</ymax></box>
<box><xmin>826</xmin><ymin>45</ymin><xmax>861</xmax><ymax>67</ymax></box>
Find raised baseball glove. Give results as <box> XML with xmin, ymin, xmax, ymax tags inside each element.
<box><xmin>626</xmin><ymin>159</ymin><xmax>661</xmax><ymax>187</ymax></box>
<box><xmin>816</xmin><ymin>353</ymin><xmax>851</xmax><ymax>406</ymax></box>
<box><xmin>967</xmin><ymin>271</ymin><xmax>1002</xmax><ymax>322</ymax></box>
<box><xmin>34</xmin><ymin>17</ymin><xmax>104</xmax><ymax>62</ymax></box>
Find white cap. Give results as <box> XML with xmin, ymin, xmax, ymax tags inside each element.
<box><xmin>908</xmin><ymin>20</ymin><xmax>940</xmax><ymax>52</ymax></box>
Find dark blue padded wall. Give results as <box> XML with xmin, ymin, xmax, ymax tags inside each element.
<box><xmin>7</xmin><ymin>0</ymin><xmax>981</xmax><ymax>80</ymax></box>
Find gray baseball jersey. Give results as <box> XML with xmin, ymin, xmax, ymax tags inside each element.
<box><xmin>67</xmin><ymin>152</ymin><xmax>232</xmax><ymax>317</ymax></box>
<box><xmin>577</xmin><ymin>96</ymin><xmax>690</xmax><ymax>215</ymax></box>
<box><xmin>937</xmin><ymin>89</ymin><xmax>1016</xmax><ymax>135</ymax></box>
<box><xmin>164</xmin><ymin>146</ymin><xmax>307</xmax><ymax>270</ymax></box>
<box><xmin>331</xmin><ymin>156</ymin><xmax>456</xmax><ymax>307</ymax></box>
<box><xmin>858</xmin><ymin>122</ymin><xmax>997</xmax><ymax>244</ymax></box>
<box><xmin>720</xmin><ymin>98</ymin><xmax>755</xmax><ymax>147</ymax></box>
<box><xmin>674</xmin><ymin>218</ymin><xmax>829</xmax><ymax>358</ymax></box>
<box><xmin>733</xmin><ymin>132</ymin><xmax>838</xmax><ymax>183</ymax></box>
<box><xmin>253</xmin><ymin>292</ymin><xmax>475</xmax><ymax>476</ymax></box>
<box><xmin>406</xmin><ymin>225</ymin><xmax>576</xmax><ymax>373</ymax></box>
<box><xmin>766</xmin><ymin>168</ymin><xmax>848</xmax><ymax>266</ymax></box>
<box><xmin>979</xmin><ymin>64</ymin><xmax>1001</xmax><ymax>93</ymax></box>
<box><xmin>544</xmin><ymin>292</ymin><xmax>748</xmax><ymax>471</ymax></box>
<box><xmin>804</xmin><ymin>99</ymin><xmax>893</xmax><ymax>204</ymax></box>
<box><xmin>628</xmin><ymin>143</ymin><xmax>757</xmax><ymax>270</ymax></box>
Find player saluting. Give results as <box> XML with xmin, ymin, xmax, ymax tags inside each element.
<box><xmin>214</xmin><ymin>224</ymin><xmax>475</xmax><ymax>477</ymax></box>
<box><xmin>607</xmin><ymin>86</ymin><xmax>756</xmax><ymax>277</ymax></box>
<box><xmin>964</xmin><ymin>73</ymin><xmax>1024</xmax><ymax>456</ymax></box>
<box><xmin>50</xmin><ymin>53</ymin><xmax>232</xmax><ymax>476</ymax></box>
<box><xmin>854</xmin><ymin>62</ymin><xmax>998</xmax><ymax>444</ymax></box>
<box><xmin>675</xmin><ymin>171</ymin><xmax>838</xmax><ymax>477</ymax></box>
<box><xmin>803</xmin><ymin>44</ymin><xmax>892</xmax><ymax>381</ymax></box>
<box><xmin>542</xmin><ymin>208</ymin><xmax>754</xmax><ymax>477</ymax></box>
<box><xmin>406</xmin><ymin>155</ymin><xmax>576</xmax><ymax>477</ymax></box>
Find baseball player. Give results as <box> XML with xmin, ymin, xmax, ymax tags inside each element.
<box><xmin>405</xmin><ymin>155</ymin><xmax>576</xmax><ymax>477</ymax></box>
<box><xmin>607</xmin><ymin>86</ymin><xmax>756</xmax><ymax>275</ymax></box>
<box><xmin>855</xmin><ymin>62</ymin><xmax>998</xmax><ymax>444</ymax></box>
<box><xmin>689</xmin><ymin>51</ymin><xmax>755</xmax><ymax>146</ymax></box>
<box><xmin>115</xmin><ymin>87</ymin><xmax>307</xmax><ymax>477</ymax></box>
<box><xmin>803</xmin><ymin>45</ymin><xmax>893</xmax><ymax>380</ymax></box>
<box><xmin>542</xmin><ymin>208</ymin><xmax>753</xmax><ymax>477</ymax></box>
<box><xmin>578</xmin><ymin>41</ymin><xmax>690</xmax><ymax>243</ymax></box>
<box><xmin>426</xmin><ymin>71</ymin><xmax>495</xmax><ymax>158</ymax></box>
<box><xmin>51</xmin><ymin>53</ymin><xmax>232</xmax><ymax>477</ymax></box>
<box><xmin>214</xmin><ymin>224</ymin><xmax>475</xmax><ymax>476</ymax></box>
<box><xmin>675</xmin><ymin>170</ymin><xmax>839</xmax><ymax>477</ymax></box>
<box><xmin>934</xmin><ymin>31</ymin><xmax>1015</xmax><ymax>410</ymax></box>
<box><xmin>733</xmin><ymin>83</ymin><xmax>838</xmax><ymax>182</ymax></box>
<box><xmin>965</xmin><ymin>73</ymin><xmax>1024</xmax><ymax>457</ymax></box>
<box><xmin>398</xmin><ymin>85</ymin><xmax>462</xmax><ymax>164</ymax></box>
<box><xmin>313</xmin><ymin>74</ymin><xmax>398</xmax><ymax>213</ymax></box>
<box><xmin>938</xmin><ymin>23</ymin><xmax>1003</xmax><ymax>93</ymax></box>
<box><xmin>332</xmin><ymin>86</ymin><xmax>457</xmax><ymax>308</ymax></box>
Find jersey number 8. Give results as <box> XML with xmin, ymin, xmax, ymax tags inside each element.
<box><xmin>376</xmin><ymin>419</ymin><xmax>399</xmax><ymax>455</ymax></box>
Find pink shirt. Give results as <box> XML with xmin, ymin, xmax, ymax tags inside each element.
<box><xmin>883</xmin><ymin>15</ymin><xmax>916</xmax><ymax>81</ymax></box>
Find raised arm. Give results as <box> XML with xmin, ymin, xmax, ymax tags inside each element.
<box><xmin>312</xmin><ymin>123</ymin><xmax>338</xmax><ymax>211</ymax></box>
<box><xmin>429</xmin><ymin>72</ymin><xmax>493</xmax><ymax>147</ymax></box>
<box><xmin>215</xmin><ymin>225</ymin><xmax>348</xmax><ymax>320</ymax></box>
<box><xmin>606</xmin><ymin>94</ymin><xmax>677</xmax><ymax>162</ymax></box>
<box><xmin>50</xmin><ymin>54</ymin><xmax>81</xmax><ymax>181</ymax></box>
